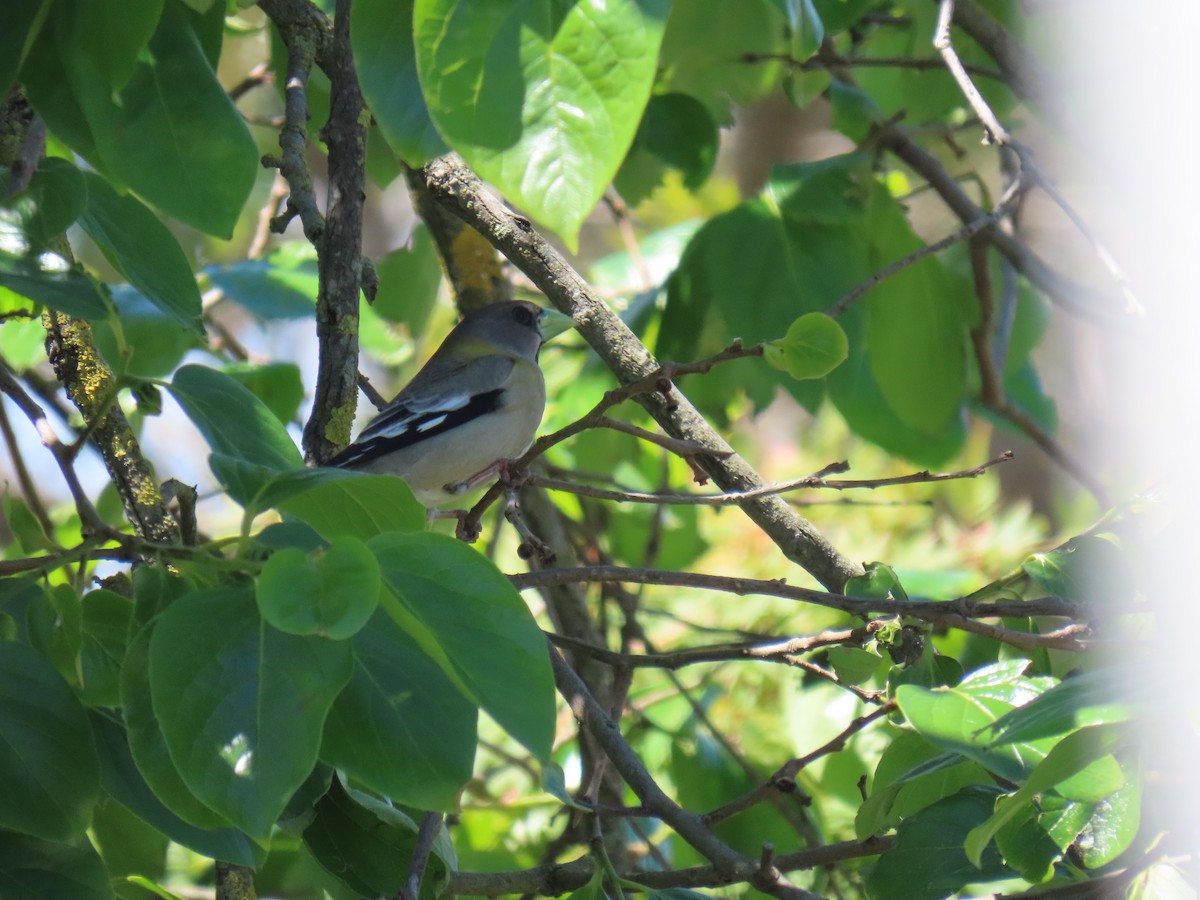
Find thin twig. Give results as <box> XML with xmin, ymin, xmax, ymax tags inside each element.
<box><xmin>258</xmin><ymin>0</ymin><xmax>328</xmax><ymax>242</ymax></box>
<box><xmin>0</xmin><ymin>358</ymin><xmax>108</xmax><ymax>536</ymax></box>
<box><xmin>0</xmin><ymin>393</ymin><xmax>56</xmax><ymax>536</ymax></box>
<box><xmin>967</xmin><ymin>239</ymin><xmax>1110</xmax><ymax>507</ymax></box>
<box><xmin>446</xmin><ymin>837</ymin><xmax>892</xmax><ymax>895</ymax></box>
<box><xmin>518</xmin><ymin>567</ymin><xmax>1086</xmax><ymax>650</ymax></box>
<box><xmin>933</xmin><ymin>0</ymin><xmax>1142</xmax><ymax>315</ymax></box>
<box><xmin>228</xmin><ymin>62</ymin><xmax>274</xmax><ymax>103</ymax></box>
<box><xmin>397</xmin><ymin>812</ymin><xmax>443</xmax><ymax>900</ymax></box>
<box><xmin>825</xmin><ymin>177</ymin><xmax>1025</xmax><ymax>317</ymax></box>
<box><xmin>744</xmin><ymin>50</ymin><xmax>1003</xmax><ymax>81</ymax></box>
<box><xmin>546</xmin><ymin>622</ymin><xmax>881</xmax><ymax>671</ymax></box>
<box><xmin>523</xmin><ymin>452</ymin><xmax>1013</xmax><ymax>506</ymax></box>
<box><xmin>705</xmin><ymin>704</ymin><xmax>896</xmax><ymax>826</ymax></box>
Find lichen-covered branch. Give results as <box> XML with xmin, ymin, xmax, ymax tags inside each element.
<box><xmin>298</xmin><ymin>0</ymin><xmax>367</xmax><ymax>463</ymax></box>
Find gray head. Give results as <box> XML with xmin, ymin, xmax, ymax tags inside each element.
<box><xmin>450</xmin><ymin>300</ymin><xmax>549</xmax><ymax>362</ymax></box>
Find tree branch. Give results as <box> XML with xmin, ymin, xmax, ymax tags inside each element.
<box><xmin>306</xmin><ymin>0</ymin><xmax>368</xmax><ymax>461</ymax></box>
<box><xmin>419</xmin><ymin>154</ymin><xmax>862</xmax><ymax>590</ymax></box>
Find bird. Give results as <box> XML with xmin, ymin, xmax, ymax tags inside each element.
<box><xmin>328</xmin><ymin>300</ymin><xmax>567</xmax><ymax>505</ymax></box>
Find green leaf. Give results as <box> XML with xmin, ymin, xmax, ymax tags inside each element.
<box><xmin>148</xmin><ymin>587</ymin><xmax>354</xmax><ymax>838</ymax></box>
<box><xmin>270</xmin><ymin>471</ymin><xmax>427</xmax><ymax>540</ymax></box>
<box><xmin>993</xmin><ymin>801</ymin><xmax>1061</xmax><ymax>883</ymax></box>
<box><xmin>846</xmin><ymin>562</ymin><xmax>908</xmax><ymax>602</ymax></box>
<box><xmin>764</xmin><ymin>312</ymin><xmax>849</xmax><ymax>379</ymax></box>
<box><xmin>0</xmin><ymin>157</ymin><xmax>86</xmax><ymax>248</ymax></box>
<box><xmin>91</xmin><ymin>712</ymin><xmax>262</xmax><ymax>867</ymax></box>
<box><xmin>62</xmin><ymin>0</ymin><xmax>258</xmax><ymax>237</ymax></box>
<box><xmin>829</xmin><ymin>79</ymin><xmax>881</xmax><ymax>143</ymax></box>
<box><xmin>0</xmin><ymin>642</ymin><xmax>101</xmax><ymax>840</ymax></box>
<box><xmin>320</xmin><ymin>608</ymin><xmax>477</xmax><ymax>808</ymax></box>
<box><xmin>540</xmin><ymin>761</ymin><xmax>589</xmax><ymax>812</ymax></box>
<box><xmin>78</xmin><ymin>589</ymin><xmax>134</xmax><ymax>708</ymax></box>
<box><xmin>91</xmin><ymin>287</ymin><xmax>203</xmax><ymax>378</ymax></box>
<box><xmin>414</xmin><ymin>0</ymin><xmax>670</xmax><ymax>248</ymax></box>
<box><xmin>894</xmin><ymin>663</ymin><xmax>1057</xmax><ymax>784</ymax></box>
<box><xmin>257</xmin><ymin>537</ymin><xmax>381</xmax><ymax>639</ymax></box>
<box><xmin>351</xmin><ymin>0</ymin><xmax>447</xmax><ymax>165</ymax></box>
<box><xmin>0</xmin><ymin>0</ymin><xmax>52</xmax><ymax>99</ymax></box>
<box><xmin>77</xmin><ymin>172</ymin><xmax>205</xmax><ymax>336</ymax></box>
<box><xmin>371</xmin><ymin>226</ymin><xmax>443</xmax><ymax>331</ymax></box>
<box><xmin>865</xmin><ymin>785</ymin><xmax>1012</xmax><ymax>899</ymax></box>
<box><xmin>1075</xmin><ymin>762</ymin><xmax>1140</xmax><ymax>868</ymax></box>
<box><xmin>986</xmin><ymin>667</ymin><xmax>1135</xmax><ymax>745</ymax></box>
<box><xmin>963</xmin><ymin>724</ymin><xmax>1124</xmax><ymax>867</ymax></box>
<box><xmin>122</xmin><ymin>625</ymin><xmax>238</xmax><ymax>830</ymax></box>
<box><xmin>205</xmin><ymin>244</ymin><xmax>318</xmax><ymax>320</ymax></box>
<box><xmin>369</xmin><ymin>532</ymin><xmax>555</xmax><ymax>760</ymax></box>
<box><xmin>766</xmin><ymin>0</ymin><xmax>823</xmax><ymax>60</ymax></box>
<box><xmin>62</xmin><ymin>0</ymin><xmax>164</xmax><ymax>92</ymax></box>
<box><xmin>1020</xmin><ymin>535</ymin><xmax>1129</xmax><ymax>605</ymax></box>
<box><xmin>0</xmin><ymin>830</ymin><xmax>114</xmax><ymax>900</ymax></box>
<box><xmin>303</xmin><ymin>778</ymin><xmax>455</xmax><ymax>900</ymax></box>
<box><xmin>614</xmin><ymin>93</ymin><xmax>718</xmax><ymax>205</ymax></box>
<box><xmin>221</xmin><ymin>361</ymin><xmax>306</xmax><ymax>426</ymax></box>
<box><xmin>0</xmin><ymin>249</ymin><xmax>109</xmax><ymax>319</ymax></box>
<box><xmin>660</xmin><ymin>0</ymin><xmax>786</xmax><ymax>118</ymax></box>
<box><xmin>168</xmin><ymin>364</ymin><xmax>303</xmax><ymax>503</ymax></box>
<box><xmin>856</xmin><ymin>731</ymin><xmax>984</xmax><ymax>840</ymax></box>
<box><xmin>863</xmin><ymin>185</ymin><xmax>969</xmax><ymax>436</ymax></box>
<box><xmin>827</xmin><ymin>646</ymin><xmax>883</xmax><ymax>686</ymax></box>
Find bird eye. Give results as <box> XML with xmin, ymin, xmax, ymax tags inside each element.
<box><xmin>513</xmin><ymin>305</ymin><xmax>537</xmax><ymax>326</ymax></box>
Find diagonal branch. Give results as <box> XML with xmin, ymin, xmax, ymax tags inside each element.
<box><xmin>420</xmin><ymin>155</ymin><xmax>862</xmax><ymax>592</ymax></box>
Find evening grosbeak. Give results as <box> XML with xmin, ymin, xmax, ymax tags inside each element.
<box><xmin>328</xmin><ymin>300</ymin><xmax>570</xmax><ymax>505</ymax></box>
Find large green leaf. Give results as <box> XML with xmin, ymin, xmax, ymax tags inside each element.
<box><xmin>0</xmin><ymin>0</ymin><xmax>52</xmax><ymax>98</ymax></box>
<box><xmin>856</xmin><ymin>731</ymin><xmax>986</xmax><ymax>840</ymax></box>
<box><xmin>168</xmin><ymin>364</ymin><xmax>304</xmax><ymax>504</ymax></box>
<box><xmin>371</xmin><ymin>225</ymin><xmax>443</xmax><ymax>331</ymax></box>
<box><xmin>62</xmin><ymin>0</ymin><xmax>163</xmax><ymax>92</ymax></box>
<box><xmin>0</xmin><ymin>249</ymin><xmax>109</xmax><ymax>320</ymax></box>
<box><xmin>320</xmin><ymin>609</ymin><xmax>477</xmax><ymax>808</ymax></box>
<box><xmin>91</xmin><ymin>712</ymin><xmax>262</xmax><ymax>866</ymax></box>
<box><xmin>54</xmin><ymin>0</ymin><xmax>257</xmax><ymax>237</ymax></box>
<box><xmin>660</xmin><ymin>0</ymin><xmax>786</xmax><ymax>119</ymax></box>
<box><xmin>0</xmin><ymin>158</ymin><xmax>86</xmax><ymax>249</ymax></box>
<box><xmin>895</xmin><ymin>661</ymin><xmax>1057</xmax><ymax>784</ymax></box>
<box><xmin>827</xmin><ymin>303</ymin><xmax>967</xmax><ymax>465</ymax></box>
<box><xmin>0</xmin><ymin>642</ymin><xmax>101</xmax><ymax>841</ymax></box>
<box><xmin>148</xmin><ymin>587</ymin><xmax>354</xmax><ymax>838</ymax></box>
<box><xmin>985</xmin><ymin>667</ymin><xmax>1136</xmax><ymax>745</ymax></box>
<box><xmin>413</xmin><ymin>0</ymin><xmax>670</xmax><ymax>247</ymax></box>
<box><xmin>77</xmin><ymin>172</ymin><xmax>204</xmax><ymax>336</ymax></box>
<box><xmin>351</xmin><ymin>0</ymin><xmax>446</xmax><ymax>165</ymax></box>
<box><xmin>303</xmin><ymin>778</ymin><xmax>455</xmax><ymax>900</ymax></box>
<box><xmin>122</xmin><ymin>625</ymin><xmax>238</xmax><ymax>830</ymax></box>
<box><xmin>0</xmin><ymin>830</ymin><xmax>114</xmax><ymax>900</ymax></box>
<box><xmin>863</xmin><ymin>186</ymin><xmax>969</xmax><ymax>436</ymax></box>
<box><xmin>865</xmin><ymin>785</ymin><xmax>1012</xmax><ymax>899</ymax></box>
<box><xmin>964</xmin><ymin>724</ymin><xmax>1125</xmax><ymax>867</ymax></box>
<box><xmin>369</xmin><ymin>532</ymin><xmax>555</xmax><ymax>760</ymax></box>
<box><xmin>205</xmin><ymin>244</ymin><xmax>319</xmax><ymax>320</ymax></box>
<box><xmin>271</xmin><ymin>471</ymin><xmax>426</xmax><ymax>540</ymax></box>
